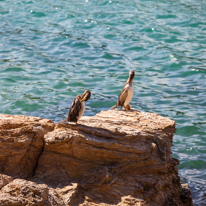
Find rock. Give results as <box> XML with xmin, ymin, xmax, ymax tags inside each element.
<box><xmin>0</xmin><ymin>110</ymin><xmax>193</xmax><ymax>206</ymax></box>
<box><xmin>0</xmin><ymin>114</ymin><xmax>55</xmax><ymax>179</ymax></box>
<box><xmin>0</xmin><ymin>174</ymin><xmax>14</xmax><ymax>189</ymax></box>
<box><xmin>180</xmin><ymin>183</ymin><xmax>193</xmax><ymax>206</ymax></box>
<box><xmin>0</xmin><ymin>179</ymin><xmax>48</xmax><ymax>206</ymax></box>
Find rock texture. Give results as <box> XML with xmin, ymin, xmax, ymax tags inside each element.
<box><xmin>0</xmin><ymin>114</ymin><xmax>55</xmax><ymax>179</ymax></box>
<box><xmin>0</xmin><ymin>110</ymin><xmax>193</xmax><ymax>206</ymax></box>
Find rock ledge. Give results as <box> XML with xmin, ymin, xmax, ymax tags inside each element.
<box><xmin>0</xmin><ymin>110</ymin><xmax>193</xmax><ymax>206</ymax></box>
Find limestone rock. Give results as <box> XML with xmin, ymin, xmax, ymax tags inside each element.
<box><xmin>0</xmin><ymin>110</ymin><xmax>193</xmax><ymax>206</ymax></box>
<box><xmin>180</xmin><ymin>183</ymin><xmax>193</xmax><ymax>206</ymax></box>
<box><xmin>0</xmin><ymin>179</ymin><xmax>48</xmax><ymax>206</ymax></box>
<box><xmin>0</xmin><ymin>114</ymin><xmax>55</xmax><ymax>179</ymax></box>
<box><xmin>0</xmin><ymin>174</ymin><xmax>14</xmax><ymax>189</ymax></box>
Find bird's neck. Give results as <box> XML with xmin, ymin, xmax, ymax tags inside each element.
<box><xmin>127</xmin><ymin>77</ymin><xmax>133</xmax><ymax>85</ymax></box>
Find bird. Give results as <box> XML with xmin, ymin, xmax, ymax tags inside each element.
<box><xmin>56</xmin><ymin>90</ymin><xmax>91</xmax><ymax>125</ymax></box>
<box><xmin>110</xmin><ymin>70</ymin><xmax>135</xmax><ymax>110</ymax></box>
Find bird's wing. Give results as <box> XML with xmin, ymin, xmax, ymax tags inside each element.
<box><xmin>68</xmin><ymin>95</ymin><xmax>82</xmax><ymax>122</ymax></box>
<box><xmin>117</xmin><ymin>83</ymin><xmax>128</xmax><ymax>107</ymax></box>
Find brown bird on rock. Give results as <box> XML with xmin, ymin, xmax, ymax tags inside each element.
<box><xmin>56</xmin><ymin>90</ymin><xmax>91</xmax><ymax>124</ymax></box>
<box><xmin>110</xmin><ymin>70</ymin><xmax>135</xmax><ymax>110</ymax></box>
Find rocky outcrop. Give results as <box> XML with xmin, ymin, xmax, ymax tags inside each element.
<box><xmin>0</xmin><ymin>114</ymin><xmax>55</xmax><ymax>179</ymax></box>
<box><xmin>0</xmin><ymin>110</ymin><xmax>193</xmax><ymax>206</ymax></box>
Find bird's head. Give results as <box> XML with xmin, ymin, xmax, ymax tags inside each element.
<box><xmin>129</xmin><ymin>70</ymin><xmax>135</xmax><ymax>81</ymax></box>
<box><xmin>81</xmin><ymin>90</ymin><xmax>91</xmax><ymax>102</ymax></box>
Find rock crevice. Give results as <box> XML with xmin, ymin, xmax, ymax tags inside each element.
<box><xmin>0</xmin><ymin>114</ymin><xmax>55</xmax><ymax>179</ymax></box>
<box><xmin>0</xmin><ymin>110</ymin><xmax>193</xmax><ymax>206</ymax></box>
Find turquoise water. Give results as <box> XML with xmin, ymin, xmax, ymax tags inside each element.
<box><xmin>0</xmin><ymin>0</ymin><xmax>206</xmax><ymax>204</ymax></box>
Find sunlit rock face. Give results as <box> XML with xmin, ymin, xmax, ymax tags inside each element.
<box><xmin>0</xmin><ymin>111</ymin><xmax>193</xmax><ymax>206</ymax></box>
<box><xmin>0</xmin><ymin>114</ymin><xmax>55</xmax><ymax>179</ymax></box>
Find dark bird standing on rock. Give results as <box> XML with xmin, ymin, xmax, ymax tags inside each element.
<box><xmin>110</xmin><ymin>70</ymin><xmax>135</xmax><ymax>110</ymax></box>
<box><xmin>56</xmin><ymin>90</ymin><xmax>91</xmax><ymax>124</ymax></box>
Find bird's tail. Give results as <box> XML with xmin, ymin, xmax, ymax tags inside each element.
<box><xmin>110</xmin><ymin>104</ymin><xmax>117</xmax><ymax>110</ymax></box>
<box><xmin>56</xmin><ymin>118</ymin><xmax>68</xmax><ymax>124</ymax></box>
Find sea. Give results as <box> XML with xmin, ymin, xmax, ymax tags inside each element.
<box><xmin>0</xmin><ymin>0</ymin><xmax>206</xmax><ymax>205</ymax></box>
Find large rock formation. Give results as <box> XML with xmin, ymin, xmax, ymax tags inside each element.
<box><xmin>0</xmin><ymin>110</ymin><xmax>193</xmax><ymax>206</ymax></box>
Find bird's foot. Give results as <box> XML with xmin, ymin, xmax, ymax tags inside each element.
<box><xmin>125</xmin><ymin>105</ymin><xmax>131</xmax><ymax>110</ymax></box>
<box><xmin>75</xmin><ymin>122</ymin><xmax>78</xmax><ymax>125</ymax></box>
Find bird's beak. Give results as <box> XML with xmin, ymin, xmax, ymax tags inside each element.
<box><xmin>80</xmin><ymin>97</ymin><xmax>86</xmax><ymax>103</ymax></box>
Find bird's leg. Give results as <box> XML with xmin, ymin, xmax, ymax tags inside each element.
<box><xmin>75</xmin><ymin>122</ymin><xmax>78</xmax><ymax>125</ymax></box>
<box><xmin>125</xmin><ymin>105</ymin><xmax>131</xmax><ymax>110</ymax></box>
